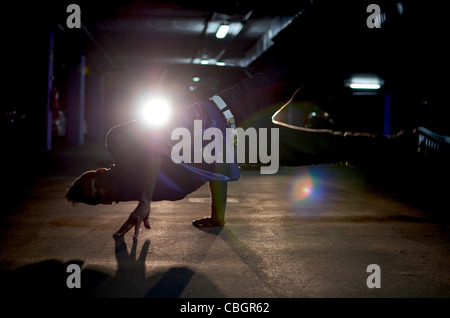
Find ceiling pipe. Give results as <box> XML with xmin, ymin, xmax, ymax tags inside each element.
<box><xmin>190</xmin><ymin>12</ymin><xmax>216</xmax><ymax>64</ymax></box>
<box><xmin>239</xmin><ymin>9</ymin><xmax>304</xmax><ymax>67</ymax></box>
<box><xmin>212</xmin><ymin>10</ymin><xmax>252</xmax><ymax>64</ymax></box>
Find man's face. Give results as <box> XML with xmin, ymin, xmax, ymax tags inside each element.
<box><xmin>79</xmin><ymin>172</ymin><xmax>114</xmax><ymax>205</ymax></box>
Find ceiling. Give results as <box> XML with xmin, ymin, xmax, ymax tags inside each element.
<box><xmin>79</xmin><ymin>0</ymin><xmax>307</xmax><ymax>68</ymax></box>
<box><xmin>1</xmin><ymin>1</ymin><xmax>448</xmax><ymax>96</ymax></box>
<box><xmin>37</xmin><ymin>0</ymin><xmax>309</xmax><ymax>75</ymax></box>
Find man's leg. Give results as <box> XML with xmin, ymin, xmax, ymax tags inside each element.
<box><xmin>192</xmin><ymin>181</ymin><xmax>227</xmax><ymax>227</ymax></box>
<box><xmin>276</xmin><ymin>125</ymin><xmax>349</xmax><ymax>166</ymax></box>
<box><xmin>277</xmin><ymin>123</ymin><xmax>450</xmax><ymax>169</ymax></box>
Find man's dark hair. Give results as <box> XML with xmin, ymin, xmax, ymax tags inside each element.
<box><xmin>65</xmin><ymin>170</ymin><xmax>100</xmax><ymax>205</ymax></box>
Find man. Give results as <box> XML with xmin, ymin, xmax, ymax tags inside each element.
<box><xmin>65</xmin><ymin>66</ymin><xmax>450</xmax><ymax>238</ymax></box>
<box><xmin>65</xmin><ymin>96</ymin><xmax>239</xmax><ymax>236</ymax></box>
<box><xmin>66</xmin><ymin>66</ymin><xmax>295</xmax><ymax>237</ymax></box>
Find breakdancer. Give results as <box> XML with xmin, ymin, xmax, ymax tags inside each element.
<box><xmin>65</xmin><ymin>65</ymin><xmax>449</xmax><ymax>237</ymax></box>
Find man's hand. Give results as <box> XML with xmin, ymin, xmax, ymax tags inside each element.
<box><xmin>113</xmin><ymin>154</ymin><xmax>161</xmax><ymax>238</ymax></box>
<box><xmin>114</xmin><ymin>201</ymin><xmax>151</xmax><ymax>238</ymax></box>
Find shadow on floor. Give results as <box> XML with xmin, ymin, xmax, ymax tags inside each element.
<box><xmin>1</xmin><ymin>235</ymin><xmax>224</xmax><ymax>298</ymax></box>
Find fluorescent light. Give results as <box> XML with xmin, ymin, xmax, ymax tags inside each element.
<box><xmin>216</xmin><ymin>61</ymin><xmax>226</xmax><ymax>66</ymax></box>
<box><xmin>345</xmin><ymin>73</ymin><xmax>384</xmax><ymax>90</ymax></box>
<box><xmin>216</xmin><ymin>24</ymin><xmax>230</xmax><ymax>39</ymax></box>
<box><xmin>349</xmin><ymin>83</ymin><xmax>381</xmax><ymax>90</ymax></box>
<box><xmin>192</xmin><ymin>76</ymin><xmax>200</xmax><ymax>82</ymax></box>
<box><xmin>200</xmin><ymin>59</ymin><xmax>209</xmax><ymax>65</ymax></box>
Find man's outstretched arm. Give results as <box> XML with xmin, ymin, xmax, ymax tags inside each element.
<box><xmin>114</xmin><ymin>155</ymin><xmax>162</xmax><ymax>238</ymax></box>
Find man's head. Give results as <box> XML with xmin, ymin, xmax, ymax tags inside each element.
<box><xmin>65</xmin><ymin>168</ymin><xmax>117</xmax><ymax>205</ymax></box>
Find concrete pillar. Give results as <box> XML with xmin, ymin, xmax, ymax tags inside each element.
<box><xmin>66</xmin><ymin>55</ymin><xmax>86</xmax><ymax>146</ymax></box>
<box><xmin>384</xmin><ymin>93</ymin><xmax>391</xmax><ymax>136</ymax></box>
<box><xmin>45</xmin><ymin>29</ymin><xmax>54</xmax><ymax>151</ymax></box>
<box><xmin>86</xmin><ymin>74</ymin><xmax>105</xmax><ymax>143</ymax></box>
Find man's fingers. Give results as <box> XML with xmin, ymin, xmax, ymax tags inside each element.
<box><xmin>143</xmin><ymin>217</ymin><xmax>151</xmax><ymax>229</ymax></box>
<box><xmin>133</xmin><ymin>218</ymin><xmax>151</xmax><ymax>238</ymax></box>
<box><xmin>115</xmin><ymin>219</ymin><xmax>134</xmax><ymax>236</ymax></box>
<box><xmin>133</xmin><ymin>221</ymin><xmax>141</xmax><ymax>238</ymax></box>
<box><xmin>115</xmin><ymin>205</ymin><xmax>151</xmax><ymax>237</ymax></box>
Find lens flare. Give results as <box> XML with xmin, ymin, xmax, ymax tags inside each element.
<box><xmin>289</xmin><ymin>169</ymin><xmax>313</xmax><ymax>202</ymax></box>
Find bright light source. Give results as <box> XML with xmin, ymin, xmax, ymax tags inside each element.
<box><xmin>216</xmin><ymin>24</ymin><xmax>230</xmax><ymax>39</ymax></box>
<box><xmin>200</xmin><ymin>59</ymin><xmax>209</xmax><ymax>65</ymax></box>
<box><xmin>216</xmin><ymin>61</ymin><xmax>226</xmax><ymax>66</ymax></box>
<box><xmin>345</xmin><ymin>73</ymin><xmax>384</xmax><ymax>91</ymax></box>
<box><xmin>192</xmin><ymin>76</ymin><xmax>200</xmax><ymax>82</ymax></box>
<box><xmin>138</xmin><ymin>96</ymin><xmax>172</xmax><ymax>128</ymax></box>
<box><xmin>349</xmin><ymin>83</ymin><xmax>381</xmax><ymax>89</ymax></box>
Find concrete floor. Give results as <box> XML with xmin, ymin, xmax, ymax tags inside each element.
<box><xmin>1</xmin><ymin>142</ymin><xmax>449</xmax><ymax>299</ymax></box>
